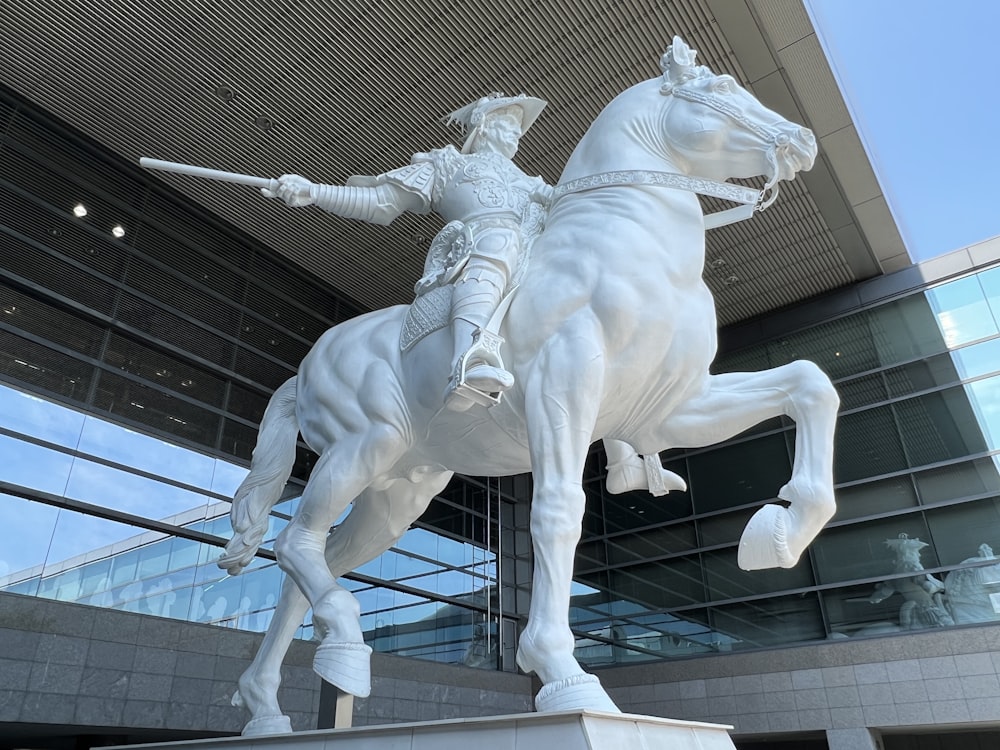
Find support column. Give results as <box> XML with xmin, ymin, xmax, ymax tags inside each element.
<box><xmin>826</xmin><ymin>728</ymin><xmax>884</xmax><ymax>750</ymax></box>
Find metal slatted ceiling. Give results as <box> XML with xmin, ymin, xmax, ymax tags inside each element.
<box><xmin>1</xmin><ymin>0</ymin><xmax>871</xmax><ymax>325</ymax></box>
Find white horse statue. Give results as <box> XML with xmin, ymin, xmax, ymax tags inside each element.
<box><xmin>216</xmin><ymin>37</ymin><xmax>836</xmax><ymax>735</ymax></box>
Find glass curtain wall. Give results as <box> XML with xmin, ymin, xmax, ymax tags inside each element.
<box><xmin>574</xmin><ymin>264</ymin><xmax>1000</xmax><ymax>665</ymax></box>
<box><xmin>0</xmin><ymin>85</ymin><xmax>513</xmax><ymax>670</ymax></box>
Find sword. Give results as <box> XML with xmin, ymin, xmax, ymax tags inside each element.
<box><xmin>139</xmin><ymin>157</ymin><xmax>279</xmax><ymax>193</ymax></box>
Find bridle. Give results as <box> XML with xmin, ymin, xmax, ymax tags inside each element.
<box><xmin>551</xmin><ymin>77</ymin><xmax>791</xmax><ymax>229</ymax></box>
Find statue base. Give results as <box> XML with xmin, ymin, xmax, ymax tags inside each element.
<box><xmin>114</xmin><ymin>710</ymin><xmax>736</xmax><ymax>749</ymax></box>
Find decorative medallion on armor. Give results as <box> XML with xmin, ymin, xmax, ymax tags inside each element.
<box><xmin>459</xmin><ymin>152</ymin><xmax>531</xmax><ymax>214</ymax></box>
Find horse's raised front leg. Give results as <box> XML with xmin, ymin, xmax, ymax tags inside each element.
<box><xmin>237</xmin><ymin>469</ymin><xmax>451</xmax><ymax>736</ymax></box>
<box><xmin>516</xmin><ymin>322</ymin><xmax>619</xmax><ymax>713</ymax></box>
<box><xmin>657</xmin><ymin>360</ymin><xmax>839</xmax><ymax>570</ymax></box>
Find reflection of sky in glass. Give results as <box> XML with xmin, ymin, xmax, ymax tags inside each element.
<box><xmin>927</xmin><ymin>276</ymin><xmax>998</xmax><ymax>348</ymax></box>
<box><xmin>930</xmin><ymin>273</ymin><xmax>1000</xmax><ymax>458</ymax></box>
<box><xmin>78</xmin><ymin>417</ymin><xmax>216</xmax><ymax>489</ymax></box>
<box><xmin>63</xmin><ymin>458</ymin><xmax>211</xmax><ymax>519</ymax></box>
<box><xmin>966</xmin><ymin>377</ymin><xmax>1000</xmax><ymax>452</ymax></box>
<box><xmin>0</xmin><ymin>493</ymin><xmax>59</xmax><ymax>581</ymax></box>
<box><xmin>0</xmin><ymin>435</ymin><xmax>75</xmax><ymax>495</ymax></box>
<box><xmin>0</xmin><ymin>382</ymin><xmax>501</xmax><ymax>650</ymax></box>
<box><xmin>0</xmin><ymin>383</ymin><xmax>85</xmax><ymax>445</ymax></box>
<box><xmin>0</xmin><ymin>381</ymin><xmax>253</xmax><ymax>578</ymax></box>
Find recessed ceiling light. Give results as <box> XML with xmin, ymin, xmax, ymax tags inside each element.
<box><xmin>253</xmin><ymin>114</ymin><xmax>274</xmax><ymax>132</ymax></box>
<box><xmin>214</xmin><ymin>84</ymin><xmax>237</xmax><ymax>103</ymax></box>
<box><xmin>73</xmin><ymin>204</ymin><xmax>88</xmax><ymax>218</ymax></box>
<box><xmin>111</xmin><ymin>225</ymin><xmax>125</xmax><ymax>238</ymax></box>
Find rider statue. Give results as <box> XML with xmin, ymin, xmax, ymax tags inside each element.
<box><xmin>264</xmin><ymin>93</ymin><xmax>684</xmax><ymax>496</ymax></box>
<box><xmin>266</xmin><ymin>92</ymin><xmax>547</xmax><ymax>411</ymax></box>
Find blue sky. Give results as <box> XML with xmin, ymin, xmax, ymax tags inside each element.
<box><xmin>806</xmin><ymin>1</ymin><xmax>1000</xmax><ymax>262</ymax></box>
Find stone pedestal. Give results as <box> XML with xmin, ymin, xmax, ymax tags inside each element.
<box><xmin>114</xmin><ymin>710</ymin><xmax>736</xmax><ymax>750</ymax></box>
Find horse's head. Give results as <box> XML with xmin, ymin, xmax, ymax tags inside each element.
<box><xmin>659</xmin><ymin>36</ymin><xmax>817</xmax><ymax>209</ymax></box>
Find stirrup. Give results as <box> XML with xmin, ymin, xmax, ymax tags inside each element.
<box><xmin>449</xmin><ymin>328</ymin><xmax>509</xmax><ymax>408</ymax></box>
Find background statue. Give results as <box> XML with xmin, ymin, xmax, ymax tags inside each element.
<box><xmin>869</xmin><ymin>534</ymin><xmax>954</xmax><ymax>630</ymax></box>
<box><xmin>945</xmin><ymin>543</ymin><xmax>1000</xmax><ymax>624</ymax></box>
<box><xmin>205</xmin><ymin>37</ymin><xmax>828</xmax><ymax>736</ymax></box>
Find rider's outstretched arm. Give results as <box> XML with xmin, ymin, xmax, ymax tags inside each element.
<box><xmin>263</xmin><ymin>175</ymin><xmax>424</xmax><ymax>226</ymax></box>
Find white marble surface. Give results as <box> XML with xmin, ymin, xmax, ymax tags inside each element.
<box><xmin>110</xmin><ymin>710</ymin><xmax>736</xmax><ymax>750</ymax></box>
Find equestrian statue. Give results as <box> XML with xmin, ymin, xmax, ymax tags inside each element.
<box><xmin>143</xmin><ymin>36</ymin><xmax>836</xmax><ymax>736</ymax></box>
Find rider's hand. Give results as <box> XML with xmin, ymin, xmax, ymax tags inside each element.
<box><xmin>531</xmin><ymin>182</ymin><xmax>554</xmax><ymax>204</ymax></box>
<box><xmin>261</xmin><ymin>174</ymin><xmax>315</xmax><ymax>207</ymax></box>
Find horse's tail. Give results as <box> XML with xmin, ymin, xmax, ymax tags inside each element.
<box><xmin>218</xmin><ymin>377</ymin><xmax>299</xmax><ymax>576</ymax></box>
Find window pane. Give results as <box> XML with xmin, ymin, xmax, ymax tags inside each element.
<box><xmin>688</xmin><ymin>433</ymin><xmax>790</xmax><ymax>512</ymax></box>
<box><xmin>812</xmin><ymin>516</ymin><xmax>933</xmax><ymax>586</ymax></box>
<box><xmin>832</xmin><ymin>475</ymin><xmax>918</xmax><ymax>523</ymax></box>
<box><xmin>894</xmin><ymin>386</ymin><xmax>990</xmax><ymax>467</ymax></box>
<box><xmin>703</xmin><ymin>547</ymin><xmax>813</xmax><ymax>601</ymax></box>
<box><xmin>710</xmin><ymin>593</ymin><xmax>825</xmax><ymax>649</ymax></box>
<box><xmin>63</xmin><ymin>457</ymin><xmax>211</xmax><ymax>520</ymax></box>
<box><xmin>927</xmin><ymin>275</ymin><xmax>997</xmax><ymax>348</ymax></box>
<box><xmin>924</xmin><ymin>499</ymin><xmax>1000</xmax><ymax>567</ymax></box>
<box><xmin>978</xmin><ymin>265</ymin><xmax>1000</xmax><ymax>329</ymax></box>
<box><xmin>77</xmin><ymin>415</ymin><xmax>217</xmax><ymax>490</ymax></box>
<box><xmin>915</xmin><ymin>458</ymin><xmax>1000</xmax><ymax>505</ymax></box>
<box><xmin>606</xmin><ymin>556</ymin><xmax>706</xmax><ymax>610</ymax></box>
<box><xmin>868</xmin><ymin>294</ymin><xmax>947</xmax><ymax>367</ymax></box>
<box><xmin>942</xmin><ymin>543</ymin><xmax>1000</xmax><ymax>625</ymax></box>
<box><xmin>0</xmin><ymin>494</ymin><xmax>60</xmax><ymax>593</ymax></box>
<box><xmin>0</xmin><ymin>381</ymin><xmax>85</xmax><ymax>446</ymax></box>
<box><xmin>0</xmin><ymin>434</ymin><xmax>75</xmax><ymax>495</ymax></box>
<box><xmin>834</xmin><ymin>406</ymin><xmax>908</xmax><ymax>483</ymax></box>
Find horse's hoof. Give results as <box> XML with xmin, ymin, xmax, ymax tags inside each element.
<box><xmin>535</xmin><ymin>673</ymin><xmax>621</xmax><ymax>713</ymax></box>
<box><xmin>313</xmin><ymin>641</ymin><xmax>373</xmax><ymax>697</ymax></box>
<box><xmin>738</xmin><ymin>503</ymin><xmax>797</xmax><ymax>570</ymax></box>
<box><xmin>242</xmin><ymin>714</ymin><xmax>293</xmax><ymax>736</ymax></box>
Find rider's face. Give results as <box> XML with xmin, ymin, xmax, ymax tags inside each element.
<box><xmin>475</xmin><ymin>113</ymin><xmax>522</xmax><ymax>158</ymax></box>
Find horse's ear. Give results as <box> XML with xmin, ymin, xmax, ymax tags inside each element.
<box><xmin>661</xmin><ymin>35</ymin><xmax>699</xmax><ymax>92</ymax></box>
<box><xmin>670</xmin><ymin>36</ymin><xmax>698</xmax><ymax>69</ymax></box>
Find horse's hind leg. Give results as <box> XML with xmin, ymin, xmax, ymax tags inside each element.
<box><xmin>236</xmin><ymin>468</ymin><xmax>451</xmax><ymax>735</ymax></box>
<box><xmin>272</xmin><ymin>427</ymin><xmax>409</xmax><ymax>698</ymax></box>
<box><xmin>656</xmin><ymin>360</ymin><xmax>839</xmax><ymax>570</ymax></box>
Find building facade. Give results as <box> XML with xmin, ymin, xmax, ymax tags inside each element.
<box><xmin>3</xmin><ymin>50</ymin><xmax>1000</xmax><ymax>750</ymax></box>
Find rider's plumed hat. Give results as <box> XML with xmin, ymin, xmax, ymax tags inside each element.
<box><xmin>445</xmin><ymin>93</ymin><xmax>547</xmax><ymax>153</ymax></box>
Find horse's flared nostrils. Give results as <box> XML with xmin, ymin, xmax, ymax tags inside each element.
<box><xmin>218</xmin><ymin>377</ymin><xmax>300</xmax><ymax>575</ymax></box>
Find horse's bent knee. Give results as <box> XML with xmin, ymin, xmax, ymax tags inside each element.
<box><xmin>274</xmin><ymin>525</ymin><xmax>325</xmax><ymax>574</ymax></box>
<box><xmin>787</xmin><ymin>360</ymin><xmax>839</xmax><ymax>412</ymax></box>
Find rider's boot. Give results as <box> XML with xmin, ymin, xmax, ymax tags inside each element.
<box><xmin>444</xmin><ymin>277</ymin><xmax>514</xmax><ymax>411</ymax></box>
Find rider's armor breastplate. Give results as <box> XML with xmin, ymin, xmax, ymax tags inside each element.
<box><xmin>436</xmin><ymin>152</ymin><xmax>537</xmax><ymax>223</ymax></box>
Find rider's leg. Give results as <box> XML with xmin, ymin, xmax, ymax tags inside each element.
<box><xmin>445</xmin><ymin>278</ymin><xmax>512</xmax><ymax>411</ymax></box>
<box><xmin>445</xmin><ymin>228</ymin><xmax>519</xmax><ymax>408</ymax></box>
<box><xmin>603</xmin><ymin>439</ymin><xmax>687</xmax><ymax>496</ymax></box>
